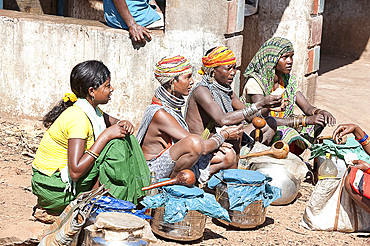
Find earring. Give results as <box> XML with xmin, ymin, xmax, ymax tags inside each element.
<box><xmin>170</xmin><ymin>82</ymin><xmax>175</xmax><ymax>94</ymax></box>
<box><xmin>92</xmin><ymin>95</ymin><xmax>95</xmax><ymax>101</ymax></box>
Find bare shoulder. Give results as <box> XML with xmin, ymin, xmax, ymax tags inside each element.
<box><xmin>191</xmin><ymin>85</ymin><xmax>213</xmax><ymax>101</ymax></box>
<box><xmin>152</xmin><ymin>108</ymin><xmax>173</xmax><ymax>123</ymax></box>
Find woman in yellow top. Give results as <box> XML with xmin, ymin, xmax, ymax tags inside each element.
<box><xmin>32</xmin><ymin>60</ymin><xmax>149</xmax><ymax>215</ymax></box>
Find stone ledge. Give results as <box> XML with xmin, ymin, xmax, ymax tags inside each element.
<box><xmin>0</xmin><ymin>9</ymin><xmax>164</xmax><ymax>36</ymax></box>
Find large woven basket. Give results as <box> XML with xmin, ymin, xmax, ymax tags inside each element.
<box><xmin>150</xmin><ymin>207</ymin><xmax>206</xmax><ymax>241</ymax></box>
<box><xmin>215</xmin><ymin>183</ymin><xmax>266</xmax><ymax>229</ymax></box>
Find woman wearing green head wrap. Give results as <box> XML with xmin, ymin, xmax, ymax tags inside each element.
<box><xmin>241</xmin><ymin>37</ymin><xmax>336</xmax><ymax>155</ymax></box>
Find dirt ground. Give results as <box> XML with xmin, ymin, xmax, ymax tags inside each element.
<box><xmin>0</xmin><ymin>55</ymin><xmax>369</xmax><ymax>246</ymax></box>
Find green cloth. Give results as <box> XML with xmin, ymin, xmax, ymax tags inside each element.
<box><xmin>32</xmin><ymin>135</ymin><xmax>150</xmax><ymax>214</ymax></box>
<box><xmin>94</xmin><ymin>136</ymin><xmax>150</xmax><ymax>203</ymax></box>
<box><xmin>310</xmin><ymin>136</ymin><xmax>370</xmax><ymax>163</ymax></box>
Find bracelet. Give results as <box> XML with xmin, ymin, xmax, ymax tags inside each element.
<box><xmin>366</xmin><ymin>168</ymin><xmax>370</xmax><ymax>174</ymax></box>
<box><xmin>220</xmin><ymin>129</ymin><xmax>230</xmax><ymax>140</ymax></box>
<box><xmin>210</xmin><ymin>133</ymin><xmax>225</xmax><ymax>148</ymax></box>
<box><xmin>293</xmin><ymin>116</ymin><xmax>299</xmax><ymax>129</ymax></box>
<box><xmin>317</xmin><ymin>109</ymin><xmax>324</xmax><ymax>115</ymax></box>
<box><xmin>302</xmin><ymin>116</ymin><xmax>307</xmax><ymax>127</ymax></box>
<box><xmin>361</xmin><ymin>137</ymin><xmax>370</xmax><ymax>147</ymax></box>
<box><xmin>256</xmin><ymin>109</ymin><xmax>263</xmax><ymax>118</ymax></box>
<box><xmin>116</xmin><ymin>120</ymin><xmax>122</xmax><ymax>125</ymax></box>
<box><xmin>357</xmin><ymin>133</ymin><xmax>368</xmax><ymax>143</ymax></box>
<box><xmin>242</xmin><ymin>104</ymin><xmax>258</xmax><ymax>120</ymax></box>
<box><xmin>85</xmin><ymin>149</ymin><xmax>99</xmax><ymax>159</ymax></box>
<box><xmin>312</xmin><ymin>108</ymin><xmax>321</xmax><ymax>115</ymax></box>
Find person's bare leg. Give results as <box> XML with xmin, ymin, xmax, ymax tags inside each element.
<box><xmin>209</xmin><ymin>147</ymin><xmax>237</xmax><ymax>174</ymax></box>
<box><xmin>244</xmin><ymin>116</ymin><xmax>277</xmax><ymax>145</ymax></box>
<box><xmin>168</xmin><ymin>135</ymin><xmax>203</xmax><ymax>178</ymax></box>
<box><xmin>344</xmin><ymin>174</ymin><xmax>370</xmax><ymax>214</ymax></box>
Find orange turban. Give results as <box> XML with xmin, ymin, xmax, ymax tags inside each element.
<box><xmin>199</xmin><ymin>46</ymin><xmax>236</xmax><ymax>75</ymax></box>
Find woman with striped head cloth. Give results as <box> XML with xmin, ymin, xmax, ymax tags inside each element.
<box><xmin>241</xmin><ymin>37</ymin><xmax>336</xmax><ymax>154</ymax></box>
<box><xmin>137</xmin><ymin>55</ymin><xmax>243</xmax><ymax>183</ymax></box>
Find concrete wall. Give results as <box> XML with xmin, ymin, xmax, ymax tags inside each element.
<box><xmin>241</xmin><ymin>0</ymin><xmax>322</xmax><ymax>104</ymax></box>
<box><xmin>321</xmin><ymin>0</ymin><xmax>370</xmax><ymax>59</ymax></box>
<box><xmin>0</xmin><ymin>0</ymin><xmax>245</xmax><ymax>127</ymax></box>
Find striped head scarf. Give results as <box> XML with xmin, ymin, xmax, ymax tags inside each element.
<box><xmin>243</xmin><ymin>37</ymin><xmax>297</xmax><ymax>117</ymax></box>
<box><xmin>154</xmin><ymin>55</ymin><xmax>192</xmax><ymax>85</ymax></box>
<box><xmin>199</xmin><ymin>46</ymin><xmax>236</xmax><ymax>75</ymax></box>
<box><xmin>243</xmin><ymin>37</ymin><xmax>294</xmax><ymax>95</ymax></box>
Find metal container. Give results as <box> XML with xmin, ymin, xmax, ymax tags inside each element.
<box><xmin>150</xmin><ymin>207</ymin><xmax>206</xmax><ymax>241</ymax></box>
<box><xmin>215</xmin><ymin>183</ymin><xmax>266</xmax><ymax>229</ymax></box>
<box><xmin>82</xmin><ymin>228</ymin><xmax>148</xmax><ymax>246</ymax></box>
<box><xmin>250</xmin><ymin>163</ymin><xmax>300</xmax><ymax>205</ymax></box>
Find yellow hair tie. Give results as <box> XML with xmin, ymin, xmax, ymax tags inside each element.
<box><xmin>63</xmin><ymin>92</ymin><xmax>77</xmax><ymax>103</ymax></box>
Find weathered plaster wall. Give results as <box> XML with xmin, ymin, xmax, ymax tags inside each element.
<box><xmin>0</xmin><ymin>0</ymin><xmax>245</xmax><ymax>126</ymax></box>
<box><xmin>241</xmin><ymin>0</ymin><xmax>321</xmax><ymax>103</ymax></box>
<box><xmin>321</xmin><ymin>0</ymin><xmax>370</xmax><ymax>59</ymax></box>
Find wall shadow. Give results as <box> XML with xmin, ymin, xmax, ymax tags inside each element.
<box><xmin>240</xmin><ymin>0</ymin><xmax>291</xmax><ymax>94</ymax></box>
<box><xmin>320</xmin><ymin>0</ymin><xmax>370</xmax><ymax>75</ymax></box>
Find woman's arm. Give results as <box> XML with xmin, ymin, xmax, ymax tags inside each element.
<box><xmin>67</xmin><ymin>124</ymin><xmax>128</xmax><ymax>181</ymax></box>
<box><xmin>104</xmin><ymin>112</ymin><xmax>134</xmax><ymax>135</ymax></box>
<box><xmin>333</xmin><ymin>123</ymin><xmax>370</xmax><ymax>155</ymax></box>
<box><xmin>296</xmin><ymin>91</ymin><xmax>336</xmax><ymax>126</ymax></box>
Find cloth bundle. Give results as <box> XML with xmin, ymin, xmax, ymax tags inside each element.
<box><xmin>310</xmin><ymin>137</ymin><xmax>370</xmax><ymax>162</ymax></box>
<box><xmin>90</xmin><ymin>196</ymin><xmax>151</xmax><ymax>220</ymax></box>
<box><xmin>141</xmin><ymin>184</ymin><xmax>231</xmax><ymax>223</ymax></box>
<box><xmin>207</xmin><ymin>169</ymin><xmax>281</xmax><ymax>212</ymax></box>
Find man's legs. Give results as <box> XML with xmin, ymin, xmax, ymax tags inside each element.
<box><xmin>169</xmin><ymin>134</ymin><xmax>203</xmax><ymax>178</ymax></box>
<box><xmin>209</xmin><ymin>147</ymin><xmax>237</xmax><ymax>174</ymax></box>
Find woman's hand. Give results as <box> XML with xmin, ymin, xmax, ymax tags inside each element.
<box><xmin>218</xmin><ymin>142</ymin><xmax>233</xmax><ymax>154</ymax></box>
<box><xmin>255</xmin><ymin>95</ymin><xmax>283</xmax><ymax>109</ymax></box>
<box><xmin>269</xmin><ymin>98</ymin><xmax>290</xmax><ymax>112</ymax></box>
<box><xmin>117</xmin><ymin>120</ymin><xmax>134</xmax><ymax>135</ymax></box>
<box><xmin>332</xmin><ymin>123</ymin><xmax>360</xmax><ymax>144</ymax></box>
<box><xmin>306</xmin><ymin>114</ymin><xmax>325</xmax><ymax>126</ymax></box>
<box><xmin>318</xmin><ymin>110</ymin><xmax>336</xmax><ymax>126</ymax></box>
<box><xmin>102</xmin><ymin>123</ymin><xmax>129</xmax><ymax>140</ymax></box>
<box><xmin>351</xmin><ymin>159</ymin><xmax>370</xmax><ymax>172</ymax></box>
<box><xmin>220</xmin><ymin>124</ymin><xmax>244</xmax><ymax>140</ymax></box>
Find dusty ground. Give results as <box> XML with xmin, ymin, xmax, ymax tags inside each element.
<box><xmin>0</xmin><ymin>55</ymin><xmax>369</xmax><ymax>245</ymax></box>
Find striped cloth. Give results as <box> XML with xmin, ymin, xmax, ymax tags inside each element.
<box><xmin>199</xmin><ymin>46</ymin><xmax>236</xmax><ymax>75</ymax></box>
<box><xmin>349</xmin><ymin>166</ymin><xmax>370</xmax><ymax>199</ymax></box>
<box><xmin>154</xmin><ymin>55</ymin><xmax>192</xmax><ymax>85</ymax></box>
<box><xmin>136</xmin><ymin>86</ymin><xmax>188</xmax><ymax>145</ymax></box>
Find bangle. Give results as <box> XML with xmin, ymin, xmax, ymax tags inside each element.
<box><xmin>357</xmin><ymin>133</ymin><xmax>368</xmax><ymax>143</ymax></box>
<box><xmin>210</xmin><ymin>133</ymin><xmax>225</xmax><ymax>148</ymax></box>
<box><xmin>242</xmin><ymin>104</ymin><xmax>258</xmax><ymax>120</ymax></box>
<box><xmin>256</xmin><ymin>109</ymin><xmax>264</xmax><ymax>118</ymax></box>
<box><xmin>317</xmin><ymin>109</ymin><xmax>324</xmax><ymax>115</ymax></box>
<box><xmin>302</xmin><ymin>116</ymin><xmax>307</xmax><ymax>127</ymax></box>
<box><xmin>361</xmin><ymin>137</ymin><xmax>370</xmax><ymax>146</ymax></box>
<box><xmin>85</xmin><ymin>149</ymin><xmax>99</xmax><ymax>159</ymax></box>
<box><xmin>312</xmin><ymin>108</ymin><xmax>321</xmax><ymax>115</ymax></box>
<box><xmin>220</xmin><ymin>129</ymin><xmax>230</xmax><ymax>140</ymax></box>
<box><xmin>366</xmin><ymin>168</ymin><xmax>370</xmax><ymax>174</ymax></box>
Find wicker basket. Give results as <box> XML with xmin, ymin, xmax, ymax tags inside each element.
<box><xmin>150</xmin><ymin>207</ymin><xmax>206</xmax><ymax>241</ymax></box>
<box><xmin>215</xmin><ymin>183</ymin><xmax>266</xmax><ymax>229</ymax></box>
